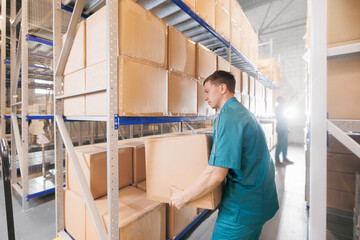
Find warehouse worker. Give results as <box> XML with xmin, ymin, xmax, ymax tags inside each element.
<box><xmin>274</xmin><ymin>96</ymin><xmax>293</xmax><ymax>166</ymax></box>
<box><xmin>169</xmin><ymin>71</ymin><xmax>279</xmax><ymax>240</ymax></box>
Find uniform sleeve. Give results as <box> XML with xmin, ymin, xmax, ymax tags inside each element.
<box><xmin>209</xmin><ymin>115</ymin><xmax>243</xmax><ymax>170</ymax></box>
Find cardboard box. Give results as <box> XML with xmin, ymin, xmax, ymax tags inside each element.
<box><xmin>168</xmin><ymin>26</ymin><xmax>196</xmax><ymax>78</ymax></box>
<box><xmin>118</xmin><ymin>55</ymin><xmax>168</xmax><ymax>116</ymax></box>
<box><xmin>249</xmin><ymin>76</ymin><xmax>255</xmax><ymax>96</ymax></box>
<box><xmin>145</xmin><ymin>134</ymin><xmax>222</xmax><ymax>209</ymax></box>
<box><xmin>327</xmin><ymin>153</ymin><xmax>360</xmax><ymax>174</ymax></box>
<box><xmin>327</xmin><ymin>134</ymin><xmax>360</xmax><ymax>154</ymax></box>
<box><xmin>327</xmin><ymin>189</ymin><xmax>354</xmax><ymax>212</ymax></box>
<box><xmin>183</xmin><ymin>0</ymin><xmax>195</xmax><ymax>11</ymax></box>
<box><xmin>249</xmin><ymin>95</ymin><xmax>256</xmax><ymax>114</ymax></box>
<box><xmin>168</xmin><ymin>71</ymin><xmax>197</xmax><ymax>116</ymax></box>
<box><xmin>242</xmin><ymin>93</ymin><xmax>250</xmax><ymax>109</ymax></box>
<box><xmin>242</xmin><ymin>72</ymin><xmax>249</xmax><ymax>94</ymax></box>
<box><xmin>83</xmin><ymin>187</ymin><xmax>166</xmax><ymax>240</ymax></box>
<box><xmin>217</xmin><ymin>56</ymin><xmax>230</xmax><ymax>72</ymax></box>
<box><xmin>215</xmin><ymin>4</ymin><xmax>230</xmax><ymax>41</ymax></box>
<box><xmin>86</xmin><ymin>6</ymin><xmax>106</xmax><ymax>67</ymax></box>
<box><xmin>63</xmin><ymin>20</ymin><xmax>86</xmax><ymax>75</ymax></box>
<box><xmin>217</xmin><ymin>0</ymin><xmax>229</xmax><ymax>13</ymax></box>
<box><xmin>327</xmin><ymin>54</ymin><xmax>360</xmax><ymax>119</ymax></box>
<box><xmin>122</xmin><ymin>141</ymin><xmax>146</xmax><ymax>183</ymax></box>
<box><xmin>119</xmin><ymin>0</ymin><xmax>167</xmax><ymax>68</ymax></box>
<box><xmin>327</xmin><ymin>0</ymin><xmax>360</xmax><ymax>47</ymax></box>
<box><xmin>167</xmin><ymin>205</ymin><xmax>198</xmax><ymax>239</ymax></box>
<box><xmin>64</xmin><ymin>189</ymin><xmax>86</xmax><ymax>240</ymax></box>
<box><xmin>66</xmin><ymin>145</ymin><xmax>133</xmax><ymax>199</ymax></box>
<box><xmin>197</xmin><ymin>80</ymin><xmax>216</xmax><ymax>116</ymax></box>
<box><xmin>85</xmin><ymin>60</ymin><xmax>107</xmax><ymax>116</ymax></box>
<box><xmin>63</xmin><ymin>68</ymin><xmax>86</xmax><ymax>116</ymax></box>
<box><xmin>196</xmin><ymin>44</ymin><xmax>217</xmax><ymax>80</ymax></box>
<box><xmin>327</xmin><ymin>171</ymin><xmax>355</xmax><ymax>193</ymax></box>
<box><xmin>195</xmin><ymin>0</ymin><xmax>215</xmax><ymax>28</ymax></box>
<box><xmin>136</xmin><ymin>180</ymin><xmax>147</xmax><ymax>192</ymax></box>
<box><xmin>230</xmin><ymin>66</ymin><xmax>241</xmax><ymax>92</ymax></box>
<box><xmin>235</xmin><ymin>91</ymin><xmax>241</xmax><ymax>103</ymax></box>
<box><xmin>230</xmin><ymin>0</ymin><xmax>242</xmax><ymax>26</ymax></box>
<box><xmin>231</xmin><ymin>21</ymin><xmax>241</xmax><ymax>52</ymax></box>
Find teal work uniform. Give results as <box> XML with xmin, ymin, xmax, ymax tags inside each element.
<box><xmin>209</xmin><ymin>97</ymin><xmax>279</xmax><ymax>240</ymax></box>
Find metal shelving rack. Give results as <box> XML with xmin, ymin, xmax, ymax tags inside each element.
<box><xmin>54</xmin><ymin>0</ymin><xmax>275</xmax><ymax>239</ymax></box>
<box><xmin>0</xmin><ymin>0</ymin><xmax>6</xmax><ymax>140</ymax></box>
<box><xmin>308</xmin><ymin>0</ymin><xmax>360</xmax><ymax>239</ymax></box>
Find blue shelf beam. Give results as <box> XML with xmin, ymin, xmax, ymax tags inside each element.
<box><xmin>26</xmin><ymin>35</ymin><xmax>53</xmax><ymax>46</ymax></box>
<box><xmin>118</xmin><ymin>116</ymin><xmax>216</xmax><ymax>125</ymax></box>
<box><xmin>61</xmin><ymin>3</ymin><xmax>88</xmax><ymax>19</ymax></box>
<box><xmin>174</xmin><ymin>210</ymin><xmax>210</xmax><ymax>240</ymax></box>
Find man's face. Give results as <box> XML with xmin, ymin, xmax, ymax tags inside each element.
<box><xmin>204</xmin><ymin>81</ymin><xmax>222</xmax><ymax>109</ymax></box>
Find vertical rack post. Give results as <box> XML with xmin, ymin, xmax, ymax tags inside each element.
<box><xmin>106</xmin><ymin>0</ymin><xmax>119</xmax><ymax>238</ymax></box>
<box><xmin>10</xmin><ymin>0</ymin><xmax>17</xmax><ymax>184</ymax></box>
<box><xmin>0</xmin><ymin>0</ymin><xmax>5</xmax><ymax>138</ymax></box>
<box><xmin>53</xmin><ymin>0</ymin><xmax>65</xmax><ymax>234</ymax></box>
<box><xmin>309</xmin><ymin>0</ymin><xmax>327</xmax><ymax>239</ymax></box>
<box><xmin>21</xmin><ymin>0</ymin><xmax>29</xmax><ymax>210</ymax></box>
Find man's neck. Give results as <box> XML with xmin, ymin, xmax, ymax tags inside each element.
<box><xmin>218</xmin><ymin>94</ymin><xmax>234</xmax><ymax>111</ymax></box>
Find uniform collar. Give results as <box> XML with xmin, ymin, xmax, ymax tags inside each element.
<box><xmin>219</xmin><ymin>97</ymin><xmax>237</xmax><ymax>114</ymax></box>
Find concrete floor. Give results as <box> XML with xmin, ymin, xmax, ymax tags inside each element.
<box><xmin>0</xmin><ymin>144</ymin><xmax>308</xmax><ymax>240</ymax></box>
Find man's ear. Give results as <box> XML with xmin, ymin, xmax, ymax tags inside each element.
<box><xmin>219</xmin><ymin>83</ymin><xmax>227</xmax><ymax>94</ymax></box>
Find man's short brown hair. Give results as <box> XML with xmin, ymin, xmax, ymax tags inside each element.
<box><xmin>203</xmin><ymin>70</ymin><xmax>236</xmax><ymax>94</ymax></box>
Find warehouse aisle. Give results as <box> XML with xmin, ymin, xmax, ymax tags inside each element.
<box><xmin>185</xmin><ymin>144</ymin><xmax>307</xmax><ymax>240</ymax></box>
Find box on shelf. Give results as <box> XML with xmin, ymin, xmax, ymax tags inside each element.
<box><xmin>66</xmin><ymin>144</ymin><xmax>133</xmax><ymax>199</ymax></box>
<box><xmin>241</xmin><ymin>72</ymin><xmax>249</xmax><ymax>94</ymax></box>
<box><xmin>241</xmin><ymin>93</ymin><xmax>250</xmax><ymax>109</ymax></box>
<box><xmin>183</xmin><ymin>0</ymin><xmax>195</xmax><ymax>11</ymax></box>
<box><xmin>118</xmin><ymin>55</ymin><xmax>168</xmax><ymax>116</ymax></box>
<box><xmin>230</xmin><ymin>0</ymin><xmax>242</xmax><ymax>27</ymax></box>
<box><xmin>65</xmin><ymin>189</ymin><xmax>86</xmax><ymax>240</ymax></box>
<box><xmin>168</xmin><ymin>26</ymin><xmax>196</xmax><ymax>78</ymax></box>
<box><xmin>122</xmin><ymin>141</ymin><xmax>146</xmax><ymax>183</ymax></box>
<box><xmin>249</xmin><ymin>76</ymin><xmax>255</xmax><ymax>96</ymax></box>
<box><xmin>216</xmin><ymin>0</ymin><xmax>230</xmax><ymax>13</ymax></box>
<box><xmin>136</xmin><ymin>180</ymin><xmax>147</xmax><ymax>192</ymax></box>
<box><xmin>327</xmin><ymin>153</ymin><xmax>360</xmax><ymax>174</ymax></box>
<box><xmin>196</xmin><ymin>44</ymin><xmax>217</xmax><ymax>80</ymax></box>
<box><xmin>327</xmin><ymin>171</ymin><xmax>355</xmax><ymax>193</ymax></box>
<box><xmin>327</xmin><ymin>135</ymin><xmax>360</xmax><ymax>154</ymax></box>
<box><xmin>327</xmin><ymin>189</ymin><xmax>354</xmax><ymax>213</ymax></box>
<box><xmin>119</xmin><ymin>0</ymin><xmax>167</xmax><ymax>68</ymax></box>
<box><xmin>231</xmin><ymin>21</ymin><xmax>242</xmax><ymax>52</ymax></box>
<box><xmin>85</xmin><ymin>187</ymin><xmax>166</xmax><ymax>240</ymax></box>
<box><xmin>168</xmin><ymin>71</ymin><xmax>197</xmax><ymax>116</ymax></box>
<box><xmin>327</xmin><ymin>54</ymin><xmax>360</xmax><ymax>119</ymax></box>
<box><xmin>215</xmin><ymin>3</ymin><xmax>230</xmax><ymax>41</ymax></box>
<box><xmin>327</xmin><ymin>0</ymin><xmax>360</xmax><ymax>47</ymax></box>
<box><xmin>63</xmin><ymin>68</ymin><xmax>86</xmax><ymax>116</ymax></box>
<box><xmin>249</xmin><ymin>95</ymin><xmax>256</xmax><ymax>114</ymax></box>
<box><xmin>85</xmin><ymin>60</ymin><xmax>107</xmax><ymax>116</ymax></box>
<box><xmin>195</xmin><ymin>0</ymin><xmax>215</xmax><ymax>29</ymax></box>
<box><xmin>217</xmin><ymin>56</ymin><xmax>230</xmax><ymax>72</ymax></box>
<box><xmin>145</xmin><ymin>134</ymin><xmax>222</xmax><ymax>209</ymax></box>
<box><xmin>230</xmin><ymin>66</ymin><xmax>241</xmax><ymax>92</ymax></box>
<box><xmin>197</xmin><ymin>80</ymin><xmax>216</xmax><ymax>116</ymax></box>
<box><xmin>63</xmin><ymin>20</ymin><xmax>86</xmax><ymax>75</ymax></box>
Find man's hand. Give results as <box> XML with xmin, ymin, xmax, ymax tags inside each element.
<box><xmin>169</xmin><ymin>185</ymin><xmax>188</xmax><ymax>210</ymax></box>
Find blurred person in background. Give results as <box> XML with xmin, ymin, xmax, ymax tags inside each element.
<box><xmin>275</xmin><ymin>96</ymin><xmax>293</xmax><ymax>167</ymax></box>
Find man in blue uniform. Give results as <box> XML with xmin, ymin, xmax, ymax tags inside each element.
<box><xmin>169</xmin><ymin>71</ymin><xmax>279</xmax><ymax>240</ymax></box>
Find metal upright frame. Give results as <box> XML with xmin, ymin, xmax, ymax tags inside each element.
<box><xmin>0</xmin><ymin>0</ymin><xmax>6</xmax><ymax>139</ymax></box>
<box><xmin>308</xmin><ymin>0</ymin><xmax>360</xmax><ymax>239</ymax></box>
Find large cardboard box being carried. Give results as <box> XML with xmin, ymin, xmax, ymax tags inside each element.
<box><xmin>66</xmin><ymin>144</ymin><xmax>133</xmax><ymax>199</ymax></box>
<box><xmin>145</xmin><ymin>134</ymin><xmax>222</xmax><ymax>209</ymax></box>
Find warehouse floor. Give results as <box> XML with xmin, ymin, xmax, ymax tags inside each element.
<box><xmin>0</xmin><ymin>144</ymin><xmax>307</xmax><ymax>240</ymax></box>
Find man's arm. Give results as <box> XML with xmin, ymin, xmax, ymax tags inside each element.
<box><xmin>169</xmin><ymin>165</ymin><xmax>228</xmax><ymax>209</ymax></box>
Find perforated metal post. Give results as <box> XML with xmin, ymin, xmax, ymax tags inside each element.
<box><xmin>53</xmin><ymin>0</ymin><xmax>65</xmax><ymax>234</ymax></box>
<box><xmin>106</xmin><ymin>0</ymin><xmax>119</xmax><ymax>238</ymax></box>
<box><xmin>0</xmin><ymin>0</ymin><xmax>6</xmax><ymax>139</ymax></box>
<box><xmin>21</xmin><ymin>0</ymin><xmax>29</xmax><ymax>210</ymax></box>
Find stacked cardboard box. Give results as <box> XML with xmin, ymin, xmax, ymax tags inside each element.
<box><xmin>215</xmin><ymin>0</ymin><xmax>230</xmax><ymax>41</ymax></box>
<box><xmin>64</xmin><ymin>187</ymin><xmax>166</xmax><ymax>240</ymax></box>
<box><xmin>265</xmin><ymin>88</ymin><xmax>273</xmax><ymax>116</ymax></box>
<box><xmin>255</xmin><ymin>81</ymin><xmax>266</xmax><ymax>116</ymax></box>
<box><xmin>327</xmin><ymin>0</ymin><xmax>360</xmax><ymax>48</ymax></box>
<box><xmin>259</xmin><ymin>58</ymin><xmax>280</xmax><ymax>87</ymax></box>
<box><xmin>63</xmin><ymin>0</ymin><xmax>168</xmax><ymax>117</ymax></box>
<box><xmin>230</xmin><ymin>66</ymin><xmax>242</xmax><ymax>103</ymax></box>
<box><xmin>197</xmin><ymin>44</ymin><xmax>217</xmax><ymax>116</ymax></box>
<box><xmin>327</xmin><ymin>135</ymin><xmax>360</xmax><ymax>212</ymax></box>
<box><xmin>241</xmin><ymin>72</ymin><xmax>250</xmax><ymax>109</ymax></box>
